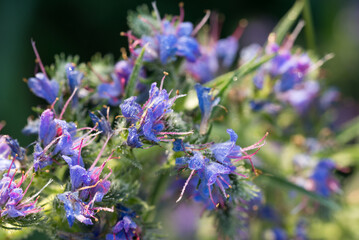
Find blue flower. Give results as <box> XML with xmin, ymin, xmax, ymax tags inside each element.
<box><xmin>65</xmin><ymin>63</ymin><xmax>84</xmax><ymax>106</ymax></box>
<box><xmin>34</xmin><ymin>109</ymin><xmax>80</xmax><ymax>171</ymax></box>
<box><xmin>280</xmin><ymin>81</ymin><xmax>319</xmax><ymax>114</ymax></box>
<box><xmin>0</xmin><ymin>169</ymin><xmax>43</xmax><ymax>218</ymax></box>
<box><xmin>158</xmin><ymin>34</ymin><xmax>178</xmax><ymax>64</ymax></box>
<box><xmin>106</xmin><ymin>215</ymin><xmax>138</xmax><ymax>240</ymax></box>
<box><xmin>176</xmin><ymin>151</ymin><xmax>208</xmax><ymax>170</ymax></box>
<box><xmin>216</xmin><ymin>36</ymin><xmax>239</xmax><ymax>68</ymax></box>
<box><xmin>0</xmin><ymin>136</ymin><xmax>24</xmax><ymax>171</ymax></box>
<box><xmin>120</xmin><ymin>97</ymin><xmax>143</xmax><ymax>125</ymax></box>
<box><xmin>195</xmin><ymin>84</ymin><xmax>220</xmax><ymax>134</ymax></box>
<box><xmin>22</xmin><ymin>118</ymin><xmax>40</xmax><ymax>136</ymax></box>
<box><xmin>210</xmin><ymin>129</ymin><xmax>241</xmax><ymax>165</ymax></box>
<box><xmin>311</xmin><ymin>159</ymin><xmax>339</xmax><ymax>197</ymax></box>
<box><xmin>89</xmin><ymin>111</ymin><xmax>112</xmax><ymax>136</ymax></box>
<box><xmin>57</xmin><ymin>192</ymin><xmax>93</xmax><ymax>227</ymax></box>
<box><xmin>121</xmin><ymin>81</ymin><xmax>184</xmax><ymax>147</ymax></box>
<box><xmin>126</xmin><ymin>6</ymin><xmax>201</xmax><ymax>65</ymax></box>
<box><xmin>127</xmin><ymin>127</ymin><xmax>143</xmax><ymax>148</ymax></box>
<box><xmin>97</xmin><ymin>60</ymin><xmax>135</xmax><ymax>106</ymax></box>
<box><xmin>28</xmin><ymin>73</ymin><xmax>59</xmax><ymax>104</ymax></box>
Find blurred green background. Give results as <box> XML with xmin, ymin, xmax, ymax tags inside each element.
<box><xmin>0</xmin><ymin>0</ymin><xmax>357</xmax><ymax>144</ymax></box>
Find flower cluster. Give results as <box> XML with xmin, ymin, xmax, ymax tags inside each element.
<box><xmin>106</xmin><ymin>211</ymin><xmax>139</xmax><ymax>240</ymax></box>
<box><xmin>125</xmin><ymin>3</ymin><xmax>202</xmax><ymax>64</ymax></box>
<box><xmin>174</xmin><ymin>129</ymin><xmax>267</xmax><ymax>207</ymax></box>
<box><xmin>186</xmin><ymin>15</ymin><xmax>246</xmax><ymax>83</ymax></box>
<box><xmin>120</xmin><ymin>76</ymin><xmax>190</xmax><ymax>148</ymax></box>
<box><xmin>0</xmin><ymin>167</ymin><xmax>42</xmax><ymax>218</ymax></box>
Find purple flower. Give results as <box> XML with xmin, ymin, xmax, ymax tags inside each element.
<box><xmin>279</xmin><ymin>81</ymin><xmax>320</xmax><ymax>114</ymax></box>
<box><xmin>57</xmin><ymin>192</ymin><xmax>94</xmax><ymax>227</ymax></box>
<box><xmin>121</xmin><ymin>81</ymin><xmax>187</xmax><ymax>147</ymax></box>
<box><xmin>28</xmin><ymin>73</ymin><xmax>59</xmax><ymax>104</ymax></box>
<box><xmin>210</xmin><ymin>129</ymin><xmax>241</xmax><ymax>165</ymax></box>
<box><xmin>65</xmin><ymin>63</ymin><xmax>84</xmax><ymax>106</ymax></box>
<box><xmin>186</xmin><ymin>15</ymin><xmax>243</xmax><ymax>83</ymax></box>
<box><xmin>310</xmin><ymin>159</ymin><xmax>339</xmax><ymax>197</ymax></box>
<box><xmin>106</xmin><ymin>215</ymin><xmax>138</xmax><ymax>240</ymax></box>
<box><xmin>89</xmin><ymin>111</ymin><xmax>112</xmax><ymax>136</ymax></box>
<box><xmin>195</xmin><ymin>84</ymin><xmax>220</xmax><ymax>134</ymax></box>
<box><xmin>34</xmin><ymin>109</ymin><xmax>81</xmax><ymax>171</ymax></box>
<box><xmin>175</xmin><ymin>129</ymin><xmax>267</xmax><ymax>207</ymax></box>
<box><xmin>320</xmin><ymin>87</ymin><xmax>340</xmax><ymax>110</ymax></box>
<box><xmin>120</xmin><ymin>97</ymin><xmax>143</xmax><ymax>124</ymax></box>
<box><xmin>216</xmin><ymin>36</ymin><xmax>239</xmax><ymax>68</ymax></box>
<box><xmin>126</xmin><ymin>5</ymin><xmax>201</xmax><ymax>65</ymax></box>
<box><xmin>0</xmin><ymin>169</ymin><xmax>43</xmax><ymax>218</ymax></box>
<box><xmin>0</xmin><ymin>136</ymin><xmax>25</xmax><ymax>171</ymax></box>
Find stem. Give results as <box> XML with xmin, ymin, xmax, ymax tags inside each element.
<box><xmin>303</xmin><ymin>0</ymin><xmax>316</xmax><ymax>50</ymax></box>
<box><xmin>143</xmin><ymin>172</ymin><xmax>170</xmax><ymax>222</ymax></box>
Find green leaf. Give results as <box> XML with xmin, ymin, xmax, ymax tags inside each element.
<box><xmin>336</xmin><ymin>116</ymin><xmax>359</xmax><ymax>144</ymax></box>
<box><xmin>258</xmin><ymin>170</ymin><xmax>340</xmax><ymax>210</ymax></box>
<box><xmin>205</xmin><ymin>54</ymin><xmax>274</xmax><ymax>97</ymax></box>
<box><xmin>272</xmin><ymin>0</ymin><xmax>305</xmax><ymax>44</ymax></box>
<box><xmin>124</xmin><ymin>46</ymin><xmax>146</xmax><ymax>99</ymax></box>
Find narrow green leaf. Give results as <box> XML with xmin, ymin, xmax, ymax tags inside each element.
<box><xmin>205</xmin><ymin>54</ymin><xmax>274</xmax><ymax>97</ymax></box>
<box><xmin>336</xmin><ymin>116</ymin><xmax>359</xmax><ymax>144</ymax></box>
<box><xmin>272</xmin><ymin>0</ymin><xmax>305</xmax><ymax>44</ymax></box>
<box><xmin>303</xmin><ymin>0</ymin><xmax>316</xmax><ymax>50</ymax></box>
<box><xmin>124</xmin><ymin>46</ymin><xmax>146</xmax><ymax>99</ymax></box>
<box><xmin>258</xmin><ymin>171</ymin><xmax>340</xmax><ymax>210</ymax></box>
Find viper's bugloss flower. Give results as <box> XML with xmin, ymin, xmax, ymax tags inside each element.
<box><xmin>125</xmin><ymin>3</ymin><xmax>202</xmax><ymax>64</ymax></box>
<box><xmin>58</xmin><ymin>135</ymin><xmax>113</xmax><ymax>227</ymax></box>
<box><xmin>120</xmin><ymin>77</ymin><xmax>189</xmax><ymax>147</ymax></box>
<box><xmin>175</xmin><ymin>129</ymin><xmax>267</xmax><ymax>207</ymax></box>
<box><xmin>89</xmin><ymin>111</ymin><xmax>112</xmax><ymax>136</ymax></box>
<box><xmin>33</xmin><ymin>109</ymin><xmax>83</xmax><ymax>171</ymax></box>
<box><xmin>0</xmin><ymin>166</ymin><xmax>45</xmax><ymax>218</ymax></box>
<box><xmin>0</xmin><ymin>136</ymin><xmax>25</xmax><ymax>171</ymax></box>
<box><xmin>106</xmin><ymin>215</ymin><xmax>138</xmax><ymax>240</ymax></box>
<box><xmin>58</xmin><ymin>191</ymin><xmax>95</xmax><ymax>227</ymax></box>
<box><xmin>186</xmin><ymin>15</ymin><xmax>245</xmax><ymax>83</ymax></box>
<box><xmin>310</xmin><ymin>159</ymin><xmax>339</xmax><ymax>197</ymax></box>
<box><xmin>319</xmin><ymin>87</ymin><xmax>340</xmax><ymax>110</ymax></box>
<box><xmin>28</xmin><ymin>73</ymin><xmax>59</xmax><ymax>104</ymax></box>
<box><xmin>278</xmin><ymin>81</ymin><xmax>319</xmax><ymax>114</ymax></box>
<box><xmin>22</xmin><ymin>117</ymin><xmax>40</xmax><ymax>136</ymax></box>
<box><xmin>265</xmin><ymin>227</ymin><xmax>287</xmax><ymax>240</ymax></box>
<box><xmin>195</xmin><ymin>84</ymin><xmax>220</xmax><ymax>134</ymax></box>
<box><xmin>98</xmin><ymin>60</ymin><xmax>138</xmax><ymax>106</ymax></box>
<box><xmin>65</xmin><ymin>63</ymin><xmax>84</xmax><ymax>106</ymax></box>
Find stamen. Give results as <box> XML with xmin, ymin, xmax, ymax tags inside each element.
<box><xmin>121</xmin><ymin>47</ymin><xmax>128</xmax><ymax>60</ymax></box>
<box><xmin>50</xmin><ymin>98</ymin><xmax>59</xmax><ymax>117</ymax></box>
<box><xmin>216</xmin><ymin>179</ymin><xmax>228</xmax><ymax>199</ymax></box>
<box><xmin>23</xmin><ymin>173</ymin><xmax>35</xmax><ymax>197</ymax></box>
<box><xmin>31</xmin><ymin>39</ymin><xmax>48</xmax><ymax>79</ymax></box>
<box><xmin>192</xmin><ymin>10</ymin><xmax>211</xmax><ymax>36</ymax></box>
<box><xmin>8</xmin><ymin>169</ymin><xmax>18</xmax><ymax>188</ymax></box>
<box><xmin>176</xmin><ymin>169</ymin><xmax>195</xmax><ymax>203</ymax></box>
<box><xmin>89</xmin><ymin>134</ymin><xmax>112</xmax><ymax>171</ymax></box>
<box><xmin>77</xmin><ymin>139</ymin><xmax>84</xmax><ymax>165</ymax></box>
<box><xmin>7</xmin><ymin>154</ymin><xmax>17</xmax><ymax>177</ymax></box>
<box><xmin>160</xmin><ymin>71</ymin><xmax>168</xmax><ymax>91</ymax></box>
<box><xmin>151</xmin><ymin>1</ymin><xmax>161</xmax><ymax>24</ymax></box>
<box><xmin>208</xmin><ymin>185</ymin><xmax>217</xmax><ymax>207</ymax></box>
<box><xmin>24</xmin><ymin>178</ymin><xmax>54</xmax><ymax>203</ymax></box>
<box><xmin>232</xmin><ymin>19</ymin><xmax>248</xmax><ymax>40</ymax></box>
<box><xmin>59</xmin><ymin>87</ymin><xmax>78</xmax><ymax>120</ymax></box>
<box><xmin>179</xmin><ymin>2</ymin><xmax>184</xmax><ymax>23</ymax></box>
<box><xmin>283</xmin><ymin>20</ymin><xmax>305</xmax><ymax>50</ymax></box>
